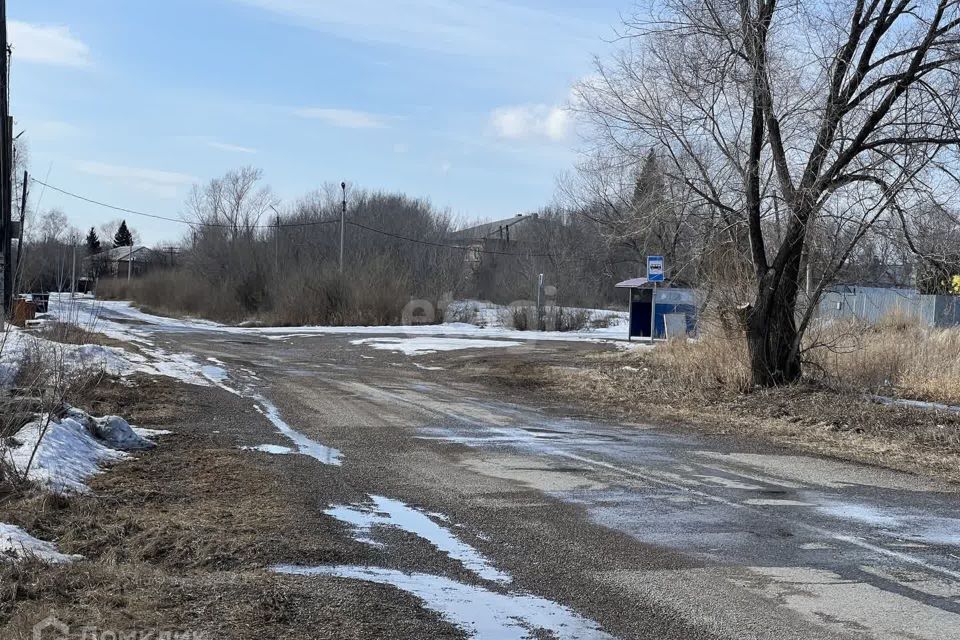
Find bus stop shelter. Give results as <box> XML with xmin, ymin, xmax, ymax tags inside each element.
<box><xmin>616</xmin><ymin>278</ymin><xmax>699</xmax><ymax>340</ymax></box>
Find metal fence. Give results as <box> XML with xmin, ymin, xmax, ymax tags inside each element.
<box><xmin>817</xmin><ymin>286</ymin><xmax>960</xmax><ymax>328</ymax></box>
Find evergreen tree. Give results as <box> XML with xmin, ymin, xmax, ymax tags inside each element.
<box><xmin>113</xmin><ymin>220</ymin><xmax>134</xmax><ymax>248</ymax></box>
<box><xmin>85</xmin><ymin>227</ymin><xmax>102</xmax><ymax>255</ymax></box>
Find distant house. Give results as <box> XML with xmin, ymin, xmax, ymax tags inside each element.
<box><xmin>450</xmin><ymin>214</ymin><xmax>543</xmax><ymax>299</ymax></box>
<box><xmin>450</xmin><ymin>213</ymin><xmax>540</xmax><ymax>247</ymax></box>
<box><xmin>84</xmin><ymin>245</ymin><xmax>168</xmax><ymax>279</ymax></box>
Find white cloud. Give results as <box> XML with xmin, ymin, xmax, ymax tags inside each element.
<box><xmin>230</xmin><ymin>0</ymin><xmax>601</xmax><ymax>59</ymax></box>
<box><xmin>393</xmin><ymin>143</ymin><xmax>409</xmax><ymax>154</ymax></box>
<box><xmin>9</xmin><ymin>21</ymin><xmax>91</xmax><ymax>68</ymax></box>
<box><xmin>76</xmin><ymin>162</ymin><xmax>196</xmax><ymax>198</ymax></box>
<box><xmin>489</xmin><ymin>104</ymin><xmax>572</xmax><ymax>143</ymax></box>
<box><xmin>294</xmin><ymin>108</ymin><xmax>390</xmax><ymax>129</ymax></box>
<box><xmin>206</xmin><ymin>140</ymin><xmax>257</xmax><ymax>154</ymax></box>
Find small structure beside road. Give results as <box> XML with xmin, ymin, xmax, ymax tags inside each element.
<box><xmin>615</xmin><ymin>277</ymin><xmax>699</xmax><ymax>340</ymax></box>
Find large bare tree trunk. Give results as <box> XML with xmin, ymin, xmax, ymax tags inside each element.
<box><xmin>746</xmin><ymin>240</ymin><xmax>805</xmax><ymax>386</ymax></box>
<box><xmin>747</xmin><ymin>274</ymin><xmax>801</xmax><ymax>386</ymax></box>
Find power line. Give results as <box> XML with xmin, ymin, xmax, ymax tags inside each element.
<box><xmin>30</xmin><ymin>177</ymin><xmax>564</xmax><ymax>259</ymax></box>
<box><xmin>345</xmin><ymin>220</ymin><xmax>555</xmax><ymax>258</ymax></box>
<box><xmin>29</xmin><ymin>177</ymin><xmax>339</xmax><ymax>230</ymax></box>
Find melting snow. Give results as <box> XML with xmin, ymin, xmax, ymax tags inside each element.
<box><xmin>242</xmin><ymin>443</ymin><xmax>296</xmax><ymax>455</ymax></box>
<box><xmin>5</xmin><ymin>408</ymin><xmax>164</xmax><ymax>493</ymax></box>
<box><xmin>351</xmin><ymin>337</ymin><xmax>521</xmax><ymax>356</ymax></box>
<box><xmin>253</xmin><ymin>396</ymin><xmax>343</xmax><ymax>466</ymax></box>
<box><xmin>273</xmin><ymin>564</ymin><xmax>613</xmax><ymax>640</ymax></box>
<box><xmin>326</xmin><ymin>496</ymin><xmax>511</xmax><ymax>584</ymax></box>
<box><xmin>0</xmin><ymin>523</ymin><xmax>81</xmax><ymax>563</ymax></box>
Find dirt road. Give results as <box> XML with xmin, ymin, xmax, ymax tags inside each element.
<box><xmin>58</xmin><ymin>302</ymin><xmax>960</xmax><ymax>639</ymax></box>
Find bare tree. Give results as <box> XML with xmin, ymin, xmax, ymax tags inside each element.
<box><xmin>577</xmin><ymin>0</ymin><xmax>960</xmax><ymax>385</ymax></box>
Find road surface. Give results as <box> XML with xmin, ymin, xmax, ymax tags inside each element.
<box><xmin>75</xmin><ymin>300</ymin><xmax>960</xmax><ymax>639</ymax></box>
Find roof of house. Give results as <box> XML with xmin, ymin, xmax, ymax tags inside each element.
<box><xmin>450</xmin><ymin>214</ymin><xmax>537</xmax><ymax>241</ymax></box>
<box><xmin>89</xmin><ymin>245</ymin><xmax>152</xmax><ymax>261</ymax></box>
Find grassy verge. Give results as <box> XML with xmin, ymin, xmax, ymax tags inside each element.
<box><xmin>0</xmin><ymin>374</ymin><xmax>461</xmax><ymax>639</ymax></box>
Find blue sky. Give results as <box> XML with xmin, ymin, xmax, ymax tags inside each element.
<box><xmin>10</xmin><ymin>0</ymin><xmax>627</xmax><ymax>243</ymax></box>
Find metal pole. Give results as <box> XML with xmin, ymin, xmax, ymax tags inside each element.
<box><xmin>650</xmin><ymin>282</ymin><xmax>657</xmax><ymax>342</ymax></box>
<box><xmin>340</xmin><ymin>181</ymin><xmax>346</xmax><ymax>274</ymax></box>
<box><xmin>71</xmin><ymin>243</ymin><xmax>76</xmax><ymax>298</ymax></box>
<box><xmin>275</xmin><ymin>214</ymin><xmax>279</xmax><ymax>275</ymax></box>
<box><xmin>127</xmin><ymin>244</ymin><xmax>132</xmax><ymax>282</ymax></box>
<box><xmin>536</xmin><ymin>273</ymin><xmax>544</xmax><ymax>331</ymax></box>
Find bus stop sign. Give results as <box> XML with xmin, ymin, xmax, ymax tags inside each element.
<box><xmin>647</xmin><ymin>256</ymin><xmax>665</xmax><ymax>282</ymax></box>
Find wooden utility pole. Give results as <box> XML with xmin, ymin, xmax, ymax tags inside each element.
<box><xmin>15</xmin><ymin>169</ymin><xmax>25</xmax><ymax>288</ymax></box>
<box><xmin>0</xmin><ymin>0</ymin><xmax>10</xmax><ymax>314</ymax></box>
<box><xmin>339</xmin><ymin>181</ymin><xmax>346</xmax><ymax>274</ymax></box>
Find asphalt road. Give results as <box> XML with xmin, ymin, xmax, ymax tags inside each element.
<box><xmin>86</xmin><ymin>303</ymin><xmax>960</xmax><ymax>639</ymax></box>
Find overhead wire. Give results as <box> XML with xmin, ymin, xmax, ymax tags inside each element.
<box><xmin>29</xmin><ymin>177</ymin><xmax>572</xmax><ymax>259</ymax></box>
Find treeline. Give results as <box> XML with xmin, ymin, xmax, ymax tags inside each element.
<box><xmin>95</xmin><ymin>167</ymin><xmax>641</xmax><ymax>325</ymax></box>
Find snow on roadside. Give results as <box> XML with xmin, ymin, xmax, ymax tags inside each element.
<box><xmin>350</xmin><ymin>337</ymin><xmax>522</xmax><ymax>356</ymax></box>
<box><xmin>326</xmin><ymin>496</ymin><xmax>512</xmax><ymax>584</ymax></box>
<box><xmin>49</xmin><ymin>296</ymin><xmax>632</xmax><ymax>345</ymax></box>
<box><xmin>273</xmin><ymin>564</ymin><xmax>614</xmax><ymax>640</ymax></box>
<box><xmin>5</xmin><ymin>409</ymin><xmax>163</xmax><ymax>494</ymax></box>
<box><xmin>0</xmin><ymin>523</ymin><xmax>81</xmax><ymax>564</ymax></box>
<box><xmin>0</xmin><ymin>324</ymin><xmax>210</xmax><ymax>390</ymax></box>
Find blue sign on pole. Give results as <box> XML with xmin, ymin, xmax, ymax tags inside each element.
<box><xmin>647</xmin><ymin>255</ymin><xmax>665</xmax><ymax>282</ymax></box>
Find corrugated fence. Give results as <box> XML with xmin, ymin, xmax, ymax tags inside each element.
<box><xmin>817</xmin><ymin>286</ymin><xmax>960</xmax><ymax>327</ymax></box>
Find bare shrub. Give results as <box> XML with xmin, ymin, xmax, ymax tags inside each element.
<box><xmin>1</xmin><ymin>329</ymin><xmax>109</xmax><ymax>491</ymax></box>
<box><xmin>503</xmin><ymin>305</ymin><xmax>535</xmax><ymax>331</ymax></box>
<box><xmin>445</xmin><ymin>303</ymin><xmax>481</xmax><ymax>326</ymax></box>
<box><xmin>545</xmin><ymin>307</ymin><xmax>591</xmax><ymax>332</ymax></box>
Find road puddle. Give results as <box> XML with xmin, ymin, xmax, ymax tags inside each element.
<box><xmin>272</xmin><ymin>564</ymin><xmax>614</xmax><ymax>640</ymax></box>
<box><xmin>326</xmin><ymin>496</ymin><xmax>511</xmax><ymax>584</ymax></box>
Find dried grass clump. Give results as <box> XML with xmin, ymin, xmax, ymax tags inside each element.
<box><xmin>648</xmin><ymin>331</ymin><xmax>752</xmax><ymax>394</ymax></box>
<box><xmin>807</xmin><ymin>314</ymin><xmax>960</xmax><ymax>405</ymax></box>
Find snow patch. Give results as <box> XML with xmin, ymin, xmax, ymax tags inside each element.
<box><xmin>273</xmin><ymin>565</ymin><xmax>613</xmax><ymax>640</ymax></box>
<box><xmin>253</xmin><ymin>397</ymin><xmax>343</xmax><ymax>466</ymax></box>
<box><xmin>326</xmin><ymin>496</ymin><xmax>511</xmax><ymax>584</ymax></box>
<box><xmin>241</xmin><ymin>444</ymin><xmax>295</xmax><ymax>455</ymax></box>
<box><xmin>63</xmin><ymin>407</ymin><xmax>156</xmax><ymax>451</ymax></box>
<box><xmin>0</xmin><ymin>523</ymin><xmax>81</xmax><ymax>563</ymax></box>
<box><xmin>351</xmin><ymin>337</ymin><xmax>521</xmax><ymax>356</ymax></box>
<box><xmin>5</xmin><ymin>409</ymin><xmax>164</xmax><ymax>493</ymax></box>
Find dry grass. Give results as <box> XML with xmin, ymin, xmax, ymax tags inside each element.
<box><xmin>648</xmin><ymin>332</ymin><xmax>752</xmax><ymax>394</ymax></box>
<box><xmin>32</xmin><ymin>322</ymin><xmax>111</xmax><ymax>347</ymax></box>
<box><xmin>0</xmin><ymin>375</ymin><xmax>460</xmax><ymax>639</ymax></box>
<box><xmin>806</xmin><ymin>314</ymin><xmax>960</xmax><ymax>405</ymax></box>
<box><xmin>98</xmin><ymin>267</ymin><xmax>424</xmax><ymax>327</ymax></box>
<box><xmin>639</xmin><ymin>311</ymin><xmax>960</xmax><ymax>407</ymax></box>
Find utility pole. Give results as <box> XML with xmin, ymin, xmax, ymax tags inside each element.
<box><xmin>14</xmin><ymin>169</ymin><xmax>25</xmax><ymax>292</ymax></box>
<box><xmin>269</xmin><ymin>204</ymin><xmax>280</xmax><ymax>276</ymax></box>
<box><xmin>0</xmin><ymin>0</ymin><xmax>10</xmax><ymax>315</ymax></box>
<box><xmin>127</xmin><ymin>244</ymin><xmax>132</xmax><ymax>282</ymax></box>
<box><xmin>71</xmin><ymin>243</ymin><xmax>76</xmax><ymax>298</ymax></box>
<box><xmin>536</xmin><ymin>273</ymin><xmax>544</xmax><ymax>331</ymax></box>
<box><xmin>339</xmin><ymin>181</ymin><xmax>346</xmax><ymax>274</ymax></box>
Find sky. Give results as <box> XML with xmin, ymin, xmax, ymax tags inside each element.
<box><xmin>9</xmin><ymin>0</ymin><xmax>628</xmax><ymax>244</ymax></box>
